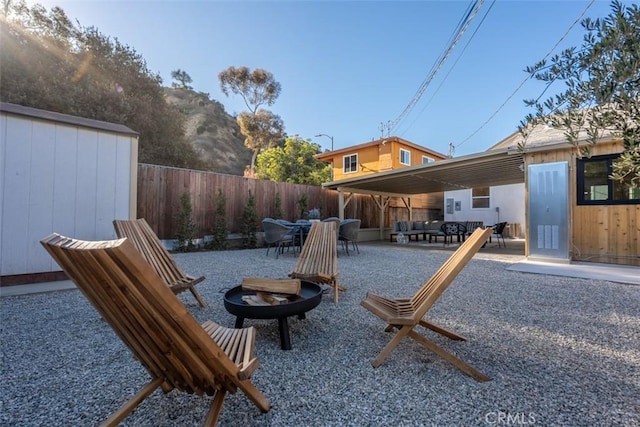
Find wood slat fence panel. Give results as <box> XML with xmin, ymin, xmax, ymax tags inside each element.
<box><xmin>136</xmin><ymin>164</ymin><xmax>443</xmax><ymax>240</ymax></box>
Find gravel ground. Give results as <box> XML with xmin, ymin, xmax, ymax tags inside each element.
<box><xmin>1</xmin><ymin>243</ymin><xmax>639</xmax><ymax>426</ymax></box>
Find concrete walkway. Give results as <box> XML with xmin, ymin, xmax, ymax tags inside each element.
<box><xmin>507</xmin><ymin>259</ymin><xmax>640</xmax><ymax>285</ymax></box>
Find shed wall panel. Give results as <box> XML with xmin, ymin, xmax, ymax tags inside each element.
<box><xmin>74</xmin><ymin>128</ymin><xmax>99</xmax><ymax>240</ymax></box>
<box><xmin>1</xmin><ymin>117</ymin><xmax>32</xmax><ymax>274</ymax></box>
<box><xmin>26</xmin><ymin>122</ymin><xmax>56</xmax><ymax>272</ymax></box>
<box><xmin>114</xmin><ymin>135</ymin><xmax>133</xmax><ymax>222</ymax></box>
<box><xmin>96</xmin><ymin>132</ymin><xmax>118</xmax><ymax>239</ymax></box>
<box><xmin>52</xmin><ymin>126</ymin><xmax>78</xmax><ymax>239</ymax></box>
<box><xmin>0</xmin><ymin>115</ymin><xmax>5</xmax><ymax>261</ymax></box>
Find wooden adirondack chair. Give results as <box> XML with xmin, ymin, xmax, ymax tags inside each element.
<box><xmin>290</xmin><ymin>221</ymin><xmax>342</xmax><ymax>302</ymax></box>
<box><xmin>40</xmin><ymin>233</ymin><xmax>270</xmax><ymax>426</ymax></box>
<box><xmin>113</xmin><ymin>218</ymin><xmax>206</xmax><ymax>307</ymax></box>
<box><xmin>360</xmin><ymin>227</ymin><xmax>493</xmax><ymax>381</ymax></box>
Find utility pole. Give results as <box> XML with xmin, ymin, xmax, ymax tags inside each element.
<box><xmin>315</xmin><ymin>133</ymin><xmax>333</xmax><ymax>151</ymax></box>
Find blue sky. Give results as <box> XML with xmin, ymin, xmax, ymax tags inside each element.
<box><xmin>36</xmin><ymin>0</ymin><xmax>624</xmax><ymax>156</ymax></box>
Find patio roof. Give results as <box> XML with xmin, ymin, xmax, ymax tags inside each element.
<box><xmin>322</xmin><ymin>147</ymin><xmax>525</xmax><ymax>196</ymax></box>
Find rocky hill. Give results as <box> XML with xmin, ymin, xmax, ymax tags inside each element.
<box><xmin>164</xmin><ymin>88</ymin><xmax>252</xmax><ymax>175</ymax></box>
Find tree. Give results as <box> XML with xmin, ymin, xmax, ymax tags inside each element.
<box><xmin>519</xmin><ymin>0</ymin><xmax>640</xmax><ymax>185</ymax></box>
<box><xmin>255</xmin><ymin>135</ymin><xmax>332</xmax><ymax>185</ymax></box>
<box><xmin>218</xmin><ymin>66</ymin><xmax>284</xmax><ymax>174</ymax></box>
<box><xmin>237</xmin><ymin>109</ymin><xmax>285</xmax><ymax>172</ymax></box>
<box><xmin>0</xmin><ymin>1</ymin><xmax>203</xmax><ymax>170</ymax></box>
<box><xmin>171</xmin><ymin>69</ymin><xmax>193</xmax><ymax>90</ymax></box>
<box><xmin>218</xmin><ymin>66</ymin><xmax>281</xmax><ymax>113</ymax></box>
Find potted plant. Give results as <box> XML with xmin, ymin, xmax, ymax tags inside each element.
<box><xmin>308</xmin><ymin>208</ymin><xmax>321</xmax><ymax>222</ymax></box>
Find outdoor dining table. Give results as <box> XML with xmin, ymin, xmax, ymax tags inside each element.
<box><xmin>275</xmin><ymin>220</ymin><xmax>311</xmax><ymax>249</ymax></box>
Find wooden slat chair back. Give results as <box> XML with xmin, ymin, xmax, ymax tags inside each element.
<box><xmin>360</xmin><ymin>227</ymin><xmax>493</xmax><ymax>381</ymax></box>
<box><xmin>40</xmin><ymin>233</ymin><xmax>270</xmax><ymax>426</ymax></box>
<box><xmin>113</xmin><ymin>218</ymin><xmax>206</xmax><ymax>307</ymax></box>
<box><xmin>290</xmin><ymin>221</ymin><xmax>341</xmax><ymax>302</ymax></box>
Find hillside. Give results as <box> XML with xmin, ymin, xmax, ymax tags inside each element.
<box><xmin>164</xmin><ymin>88</ymin><xmax>252</xmax><ymax>175</ymax></box>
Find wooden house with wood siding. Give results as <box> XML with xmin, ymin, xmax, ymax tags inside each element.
<box><xmin>493</xmin><ymin>126</ymin><xmax>639</xmax><ymax>266</ymax></box>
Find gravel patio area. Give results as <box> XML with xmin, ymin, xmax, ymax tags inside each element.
<box><xmin>1</xmin><ymin>243</ymin><xmax>638</xmax><ymax>426</ymax></box>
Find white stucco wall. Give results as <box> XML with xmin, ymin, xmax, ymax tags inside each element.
<box><xmin>1</xmin><ymin>110</ymin><xmax>137</xmax><ymax>276</ymax></box>
<box><xmin>443</xmin><ymin>183</ymin><xmax>525</xmax><ymax>236</ymax></box>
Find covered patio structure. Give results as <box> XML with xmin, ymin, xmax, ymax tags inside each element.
<box><xmin>322</xmin><ymin>148</ymin><xmax>525</xmax><ymax>240</ymax></box>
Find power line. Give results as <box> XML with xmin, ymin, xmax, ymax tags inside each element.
<box><xmin>397</xmin><ymin>0</ymin><xmax>496</xmax><ymax>137</ymax></box>
<box><xmin>455</xmin><ymin>0</ymin><xmax>596</xmax><ymax>149</ymax></box>
<box><xmin>388</xmin><ymin>0</ymin><xmax>485</xmax><ymax>134</ymax></box>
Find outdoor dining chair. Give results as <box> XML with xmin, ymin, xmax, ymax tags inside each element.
<box><xmin>491</xmin><ymin>222</ymin><xmax>508</xmax><ymax>247</ymax></box>
<box><xmin>338</xmin><ymin>219</ymin><xmax>361</xmax><ymax>255</ymax></box>
<box><xmin>262</xmin><ymin>218</ymin><xmax>296</xmax><ymax>258</ymax></box>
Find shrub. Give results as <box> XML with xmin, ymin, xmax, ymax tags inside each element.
<box><xmin>208</xmin><ymin>189</ymin><xmax>228</xmax><ymax>250</ymax></box>
<box><xmin>273</xmin><ymin>192</ymin><xmax>283</xmax><ymax>219</ymax></box>
<box><xmin>175</xmin><ymin>192</ymin><xmax>197</xmax><ymax>252</ymax></box>
<box><xmin>297</xmin><ymin>192</ymin><xmax>308</xmax><ymax>220</ymax></box>
<box><xmin>241</xmin><ymin>190</ymin><xmax>258</xmax><ymax>249</ymax></box>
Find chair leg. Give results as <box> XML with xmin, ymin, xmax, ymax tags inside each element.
<box><xmin>189</xmin><ymin>287</ymin><xmax>207</xmax><ymax>307</ymax></box>
<box><xmin>236</xmin><ymin>379</ymin><xmax>271</xmax><ymax>414</ymax></box>
<box><xmin>101</xmin><ymin>378</ymin><xmax>164</xmax><ymax>426</ymax></box>
<box><xmin>407</xmin><ymin>329</ymin><xmax>490</xmax><ymax>382</ymax></box>
<box><xmin>419</xmin><ymin>320</ymin><xmax>465</xmax><ymax>341</ymax></box>
<box><xmin>204</xmin><ymin>389</ymin><xmax>227</xmax><ymax>426</ymax></box>
<box><xmin>371</xmin><ymin>325</ymin><xmax>412</xmax><ymax>368</ymax></box>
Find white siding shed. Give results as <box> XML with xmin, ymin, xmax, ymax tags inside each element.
<box><xmin>0</xmin><ymin>102</ymin><xmax>138</xmax><ymax>280</ymax></box>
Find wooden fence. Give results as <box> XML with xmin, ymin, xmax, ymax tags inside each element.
<box><xmin>137</xmin><ymin>164</ymin><xmax>443</xmax><ymax>240</ymax></box>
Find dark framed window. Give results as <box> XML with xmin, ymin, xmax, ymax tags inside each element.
<box><xmin>343</xmin><ymin>153</ymin><xmax>358</xmax><ymax>174</ymax></box>
<box><xmin>577</xmin><ymin>154</ymin><xmax>640</xmax><ymax>205</ymax></box>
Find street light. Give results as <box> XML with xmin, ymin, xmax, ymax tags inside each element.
<box><xmin>315</xmin><ymin>133</ymin><xmax>334</xmax><ymax>151</ymax></box>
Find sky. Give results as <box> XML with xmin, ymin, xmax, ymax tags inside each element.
<box><xmin>31</xmin><ymin>0</ymin><xmax>627</xmax><ymax>157</ymax></box>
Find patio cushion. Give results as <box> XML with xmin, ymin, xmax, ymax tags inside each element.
<box><xmin>396</xmin><ymin>221</ymin><xmax>410</xmax><ymax>232</ymax></box>
<box><xmin>425</xmin><ymin>221</ymin><xmax>443</xmax><ymax>232</ymax></box>
<box><xmin>412</xmin><ymin>221</ymin><xmax>425</xmax><ymax>230</ymax></box>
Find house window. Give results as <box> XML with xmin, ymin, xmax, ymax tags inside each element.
<box><xmin>472</xmin><ymin>187</ymin><xmax>490</xmax><ymax>208</ymax></box>
<box><xmin>343</xmin><ymin>153</ymin><xmax>358</xmax><ymax>174</ymax></box>
<box><xmin>422</xmin><ymin>155</ymin><xmax>434</xmax><ymax>164</ymax></box>
<box><xmin>577</xmin><ymin>154</ymin><xmax>640</xmax><ymax>205</ymax></box>
<box><xmin>400</xmin><ymin>149</ymin><xmax>410</xmax><ymax>165</ymax></box>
